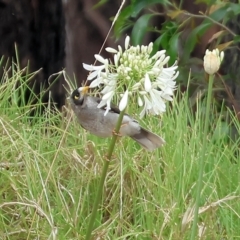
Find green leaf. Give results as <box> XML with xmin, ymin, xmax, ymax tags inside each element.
<box><xmin>114</xmin><ymin>5</ymin><xmax>134</xmax><ymax>38</ymax></box>
<box><xmin>131</xmin><ymin>0</ymin><xmax>168</xmax><ymax>18</ymax></box>
<box><xmin>152</xmin><ymin>34</ymin><xmax>166</xmax><ymax>55</ymax></box>
<box><xmin>131</xmin><ymin>14</ymin><xmax>153</xmax><ymax>45</ymax></box>
<box><xmin>168</xmin><ymin>32</ymin><xmax>181</xmax><ymax>65</ymax></box>
<box><xmin>208</xmin><ymin>3</ymin><xmax>240</xmax><ymax>23</ymax></box>
<box><xmin>93</xmin><ymin>0</ymin><xmax>109</xmax><ymax>9</ymax></box>
<box><xmin>233</xmin><ymin>35</ymin><xmax>240</xmax><ymax>44</ymax></box>
<box><xmin>114</xmin><ymin>0</ymin><xmax>168</xmax><ymax>38</ymax></box>
<box><xmin>184</xmin><ymin>22</ymin><xmax>211</xmax><ymax>58</ymax></box>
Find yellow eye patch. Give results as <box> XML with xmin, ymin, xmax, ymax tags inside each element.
<box><xmin>74</xmin><ymin>95</ymin><xmax>79</xmax><ymax>100</ymax></box>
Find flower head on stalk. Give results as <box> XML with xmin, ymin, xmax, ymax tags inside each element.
<box><xmin>203</xmin><ymin>48</ymin><xmax>224</xmax><ymax>75</ymax></box>
<box><xmin>82</xmin><ymin>36</ymin><xmax>178</xmax><ymax>117</ymax></box>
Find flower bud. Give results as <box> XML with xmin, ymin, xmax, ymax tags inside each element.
<box><xmin>144</xmin><ymin>74</ymin><xmax>152</xmax><ymax>92</ymax></box>
<box><xmin>125</xmin><ymin>35</ymin><xmax>130</xmax><ymax>50</ymax></box>
<box><xmin>119</xmin><ymin>90</ymin><xmax>129</xmax><ymax>111</ymax></box>
<box><xmin>95</xmin><ymin>54</ymin><xmax>106</xmax><ymax>64</ymax></box>
<box><xmin>138</xmin><ymin>96</ymin><xmax>143</xmax><ymax>106</ymax></box>
<box><xmin>105</xmin><ymin>47</ymin><xmax>118</xmax><ymax>53</ymax></box>
<box><xmin>203</xmin><ymin>49</ymin><xmax>224</xmax><ymax>75</ymax></box>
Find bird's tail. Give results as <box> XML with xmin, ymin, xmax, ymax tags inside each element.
<box><xmin>130</xmin><ymin>127</ymin><xmax>165</xmax><ymax>151</ymax></box>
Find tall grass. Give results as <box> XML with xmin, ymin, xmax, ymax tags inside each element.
<box><xmin>0</xmin><ymin>67</ymin><xmax>240</xmax><ymax>239</ymax></box>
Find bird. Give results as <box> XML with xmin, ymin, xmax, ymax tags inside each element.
<box><xmin>69</xmin><ymin>87</ymin><xmax>165</xmax><ymax>151</ymax></box>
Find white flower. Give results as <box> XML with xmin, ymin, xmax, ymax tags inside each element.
<box><xmin>82</xmin><ymin>36</ymin><xmax>178</xmax><ymax>117</ymax></box>
<box><xmin>203</xmin><ymin>49</ymin><xmax>224</xmax><ymax>75</ymax></box>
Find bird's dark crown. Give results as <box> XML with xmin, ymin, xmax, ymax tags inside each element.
<box><xmin>71</xmin><ymin>89</ymin><xmax>84</xmax><ymax>105</ymax></box>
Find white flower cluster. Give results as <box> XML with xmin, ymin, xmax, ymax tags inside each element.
<box><xmin>82</xmin><ymin>36</ymin><xmax>178</xmax><ymax>118</ymax></box>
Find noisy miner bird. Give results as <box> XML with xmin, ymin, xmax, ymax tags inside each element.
<box><xmin>69</xmin><ymin>87</ymin><xmax>165</xmax><ymax>151</ymax></box>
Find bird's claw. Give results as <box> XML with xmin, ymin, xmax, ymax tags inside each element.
<box><xmin>112</xmin><ymin>129</ymin><xmax>122</xmax><ymax>137</ymax></box>
<box><xmin>112</xmin><ymin>122</ymin><xmax>129</xmax><ymax>136</ymax></box>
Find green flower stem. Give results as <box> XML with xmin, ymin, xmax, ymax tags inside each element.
<box><xmin>190</xmin><ymin>74</ymin><xmax>214</xmax><ymax>239</ymax></box>
<box><xmin>85</xmin><ymin>110</ymin><xmax>125</xmax><ymax>240</ymax></box>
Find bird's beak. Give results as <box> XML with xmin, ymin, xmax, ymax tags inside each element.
<box><xmin>78</xmin><ymin>86</ymin><xmax>89</xmax><ymax>95</ymax></box>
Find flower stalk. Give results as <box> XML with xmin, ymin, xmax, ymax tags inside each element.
<box><xmin>191</xmin><ymin>48</ymin><xmax>224</xmax><ymax>239</ymax></box>
<box><xmin>190</xmin><ymin>73</ymin><xmax>214</xmax><ymax>239</ymax></box>
<box><xmin>85</xmin><ymin>110</ymin><xmax>125</xmax><ymax>240</ymax></box>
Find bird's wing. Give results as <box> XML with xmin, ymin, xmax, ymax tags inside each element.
<box><xmin>92</xmin><ymin>96</ymin><xmax>139</xmax><ymax>124</ymax></box>
<box><xmin>93</xmin><ymin>96</ymin><xmax>121</xmax><ymax>114</ymax></box>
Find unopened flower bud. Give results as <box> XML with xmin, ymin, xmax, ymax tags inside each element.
<box><xmin>203</xmin><ymin>49</ymin><xmax>224</xmax><ymax>75</ymax></box>
<box><xmin>138</xmin><ymin>96</ymin><xmax>143</xmax><ymax>106</ymax></box>
<box><xmin>125</xmin><ymin>35</ymin><xmax>130</xmax><ymax>50</ymax></box>
<box><xmin>119</xmin><ymin>90</ymin><xmax>129</xmax><ymax>111</ymax></box>
<box><xmin>144</xmin><ymin>74</ymin><xmax>152</xmax><ymax>92</ymax></box>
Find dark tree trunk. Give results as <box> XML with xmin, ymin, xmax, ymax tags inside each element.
<box><xmin>0</xmin><ymin>0</ymin><xmax>66</xmax><ymax>109</ymax></box>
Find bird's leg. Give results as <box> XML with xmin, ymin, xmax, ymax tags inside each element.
<box><xmin>112</xmin><ymin>129</ymin><xmax>122</xmax><ymax>137</ymax></box>
<box><xmin>112</xmin><ymin>122</ymin><xmax>129</xmax><ymax>136</ymax></box>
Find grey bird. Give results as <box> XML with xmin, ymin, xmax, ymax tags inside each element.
<box><xmin>69</xmin><ymin>87</ymin><xmax>165</xmax><ymax>151</ymax></box>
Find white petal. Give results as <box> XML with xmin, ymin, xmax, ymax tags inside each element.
<box><xmin>151</xmin><ymin>50</ymin><xmax>166</xmax><ymax>60</ymax></box>
<box><xmin>100</xmin><ymin>78</ymin><xmax>117</xmax><ymax>94</ymax></box>
<box><xmin>149</xmin><ymin>90</ymin><xmax>166</xmax><ymax>114</ymax></box>
<box><xmin>138</xmin><ymin>96</ymin><xmax>143</xmax><ymax>106</ymax></box>
<box><xmin>82</xmin><ymin>63</ymin><xmax>95</xmax><ymax>71</ymax></box>
<box><xmin>105</xmin><ymin>47</ymin><xmax>118</xmax><ymax>53</ymax></box>
<box><xmin>114</xmin><ymin>54</ymin><xmax>119</xmax><ymax>66</ymax></box>
<box><xmin>94</xmin><ymin>54</ymin><xmax>106</xmax><ymax>64</ymax></box>
<box><xmin>89</xmin><ymin>78</ymin><xmax>102</xmax><ymax>88</ymax></box>
<box><xmin>144</xmin><ymin>74</ymin><xmax>152</xmax><ymax>92</ymax></box>
<box><xmin>101</xmin><ymin>84</ymin><xmax>115</xmax><ymax>94</ymax></box>
<box><xmin>153</xmin><ymin>59</ymin><xmax>161</xmax><ymax>68</ymax></box>
<box><xmin>147</xmin><ymin>42</ymin><xmax>153</xmax><ymax>53</ymax></box>
<box><xmin>125</xmin><ymin>36</ymin><xmax>130</xmax><ymax>50</ymax></box>
<box><xmin>97</xmin><ymin>94</ymin><xmax>113</xmax><ymax>115</ymax></box>
<box><xmin>139</xmin><ymin>108</ymin><xmax>146</xmax><ymax>119</ymax></box>
<box><xmin>104</xmin><ymin>105</ymin><xmax>111</xmax><ymax>116</ymax></box>
<box><xmin>118</xmin><ymin>45</ymin><xmax>122</xmax><ymax>54</ymax></box>
<box><xmin>141</xmin><ymin>45</ymin><xmax>146</xmax><ymax>53</ymax></box>
<box><xmin>161</xmin><ymin>92</ymin><xmax>173</xmax><ymax>101</ymax></box>
<box><xmin>214</xmin><ymin>49</ymin><xmax>219</xmax><ymax>56</ymax></box>
<box><xmin>162</xmin><ymin>56</ymin><xmax>170</xmax><ymax>66</ymax></box>
<box><xmin>97</xmin><ymin>99</ymin><xmax>107</xmax><ymax>108</ymax></box>
<box><xmin>144</xmin><ymin>95</ymin><xmax>153</xmax><ymax>110</ymax></box>
<box><xmin>139</xmin><ymin>95</ymin><xmax>153</xmax><ymax>118</ymax></box>
<box><xmin>139</xmin><ymin>91</ymin><xmax>147</xmax><ymax>95</ymax></box>
<box><xmin>220</xmin><ymin>51</ymin><xmax>224</xmax><ymax>62</ymax></box>
<box><xmin>87</xmin><ymin>71</ymin><xmax>98</xmax><ymax>80</ymax></box>
<box><xmin>132</xmin><ymin>82</ymin><xmax>141</xmax><ymax>91</ymax></box>
<box><xmin>102</xmin><ymin>90</ymin><xmax>114</xmax><ymax>100</ymax></box>
<box><xmin>119</xmin><ymin>90</ymin><xmax>129</xmax><ymax>111</ymax></box>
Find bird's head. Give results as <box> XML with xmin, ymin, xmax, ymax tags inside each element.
<box><xmin>71</xmin><ymin>86</ymin><xmax>89</xmax><ymax>106</ymax></box>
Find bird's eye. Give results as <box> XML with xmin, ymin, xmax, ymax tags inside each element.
<box><xmin>74</xmin><ymin>95</ymin><xmax>79</xmax><ymax>100</ymax></box>
<box><xmin>71</xmin><ymin>89</ymin><xmax>84</xmax><ymax>105</ymax></box>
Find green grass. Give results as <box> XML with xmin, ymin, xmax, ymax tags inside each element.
<box><xmin>0</xmin><ymin>68</ymin><xmax>240</xmax><ymax>240</ymax></box>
